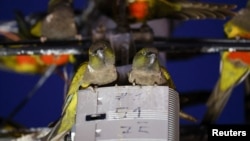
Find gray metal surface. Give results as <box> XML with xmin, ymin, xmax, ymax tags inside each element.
<box><xmin>75</xmin><ymin>86</ymin><xmax>179</xmax><ymax>141</ymax></box>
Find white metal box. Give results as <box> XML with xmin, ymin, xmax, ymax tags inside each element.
<box><xmin>74</xmin><ymin>86</ymin><xmax>179</xmax><ymax>141</ymax></box>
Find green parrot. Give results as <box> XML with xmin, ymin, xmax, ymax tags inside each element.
<box><xmin>224</xmin><ymin>0</ymin><xmax>250</xmax><ymax>39</ymax></box>
<box><xmin>202</xmin><ymin>0</ymin><xmax>250</xmax><ymax>124</ymax></box>
<box><xmin>128</xmin><ymin>47</ymin><xmax>175</xmax><ymax>88</ymax></box>
<box><xmin>95</xmin><ymin>0</ymin><xmax>237</xmax><ymax>23</ymax></box>
<box><xmin>39</xmin><ymin>0</ymin><xmax>79</xmax><ymax>41</ymax></box>
<box><xmin>128</xmin><ymin>47</ymin><xmax>197</xmax><ymax>122</ymax></box>
<box><xmin>41</xmin><ymin>40</ymin><xmax>117</xmax><ymax>141</ymax></box>
<box><xmin>128</xmin><ymin>0</ymin><xmax>237</xmax><ymax>22</ymax></box>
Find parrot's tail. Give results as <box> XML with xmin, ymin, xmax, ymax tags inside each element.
<box><xmin>201</xmin><ymin>80</ymin><xmax>233</xmax><ymax>124</ymax></box>
<box><xmin>173</xmin><ymin>1</ymin><xmax>237</xmax><ymax>20</ymax></box>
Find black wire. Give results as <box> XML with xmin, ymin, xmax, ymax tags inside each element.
<box><xmin>0</xmin><ymin>37</ymin><xmax>92</xmax><ymax>46</ymax></box>
<box><xmin>0</xmin><ymin>65</ymin><xmax>57</xmax><ymax>129</ymax></box>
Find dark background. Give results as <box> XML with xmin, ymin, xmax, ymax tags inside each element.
<box><xmin>0</xmin><ymin>0</ymin><xmax>247</xmax><ymax>128</ymax></box>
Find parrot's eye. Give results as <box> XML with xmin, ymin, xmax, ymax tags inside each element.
<box><xmin>94</xmin><ymin>47</ymin><xmax>104</xmax><ymax>54</ymax></box>
<box><xmin>147</xmin><ymin>51</ymin><xmax>153</xmax><ymax>55</ymax></box>
<box><xmin>146</xmin><ymin>49</ymin><xmax>157</xmax><ymax>56</ymax></box>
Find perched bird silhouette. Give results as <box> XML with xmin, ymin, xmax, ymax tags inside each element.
<box><xmin>40</xmin><ymin>0</ymin><xmax>79</xmax><ymax>41</ymax></box>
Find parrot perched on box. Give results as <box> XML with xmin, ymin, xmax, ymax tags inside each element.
<box><xmin>202</xmin><ymin>0</ymin><xmax>250</xmax><ymax>124</ymax></box>
<box><xmin>41</xmin><ymin>40</ymin><xmax>117</xmax><ymax>141</ymax></box>
<box><xmin>128</xmin><ymin>47</ymin><xmax>197</xmax><ymax>122</ymax></box>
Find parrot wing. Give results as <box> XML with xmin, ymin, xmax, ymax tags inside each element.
<box><xmin>154</xmin><ymin>0</ymin><xmax>237</xmax><ymax>20</ymax></box>
<box><xmin>42</xmin><ymin>40</ymin><xmax>117</xmax><ymax>141</ymax></box>
<box><xmin>126</xmin><ymin>0</ymin><xmax>237</xmax><ymax>21</ymax></box>
<box><xmin>161</xmin><ymin>66</ymin><xmax>176</xmax><ymax>90</ymax></box>
<box><xmin>42</xmin><ymin>62</ymin><xmax>89</xmax><ymax>141</ymax></box>
<box><xmin>202</xmin><ymin>52</ymin><xmax>250</xmax><ymax>124</ymax></box>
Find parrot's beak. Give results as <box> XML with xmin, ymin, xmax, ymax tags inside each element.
<box><xmin>96</xmin><ymin>49</ymin><xmax>104</xmax><ymax>60</ymax></box>
<box><xmin>148</xmin><ymin>53</ymin><xmax>156</xmax><ymax>65</ymax></box>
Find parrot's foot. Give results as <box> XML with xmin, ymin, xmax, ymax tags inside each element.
<box><xmin>235</xmin><ymin>36</ymin><xmax>241</xmax><ymax>40</ymax></box>
<box><xmin>93</xmin><ymin>85</ymin><xmax>99</xmax><ymax>93</ymax></box>
<box><xmin>88</xmin><ymin>86</ymin><xmax>96</xmax><ymax>93</ymax></box>
<box><xmin>75</xmin><ymin>34</ymin><xmax>83</xmax><ymax>41</ymax></box>
<box><xmin>40</xmin><ymin>36</ymin><xmax>47</xmax><ymax>43</ymax></box>
<box><xmin>64</xmin><ymin>132</ymin><xmax>72</xmax><ymax>141</ymax></box>
<box><xmin>132</xmin><ymin>82</ymin><xmax>136</xmax><ymax>86</ymax></box>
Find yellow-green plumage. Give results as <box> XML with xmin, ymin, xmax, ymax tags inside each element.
<box><xmin>202</xmin><ymin>0</ymin><xmax>250</xmax><ymax>124</ymax></box>
<box><xmin>42</xmin><ymin>40</ymin><xmax>117</xmax><ymax>140</ymax></box>
<box><xmin>224</xmin><ymin>0</ymin><xmax>250</xmax><ymax>37</ymax></box>
<box><xmin>129</xmin><ymin>0</ymin><xmax>237</xmax><ymax>21</ymax></box>
<box><xmin>224</xmin><ymin>6</ymin><xmax>250</xmax><ymax>38</ymax></box>
<box><xmin>129</xmin><ymin>47</ymin><xmax>196</xmax><ymax>122</ymax></box>
<box><xmin>128</xmin><ymin>47</ymin><xmax>175</xmax><ymax>89</ymax></box>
